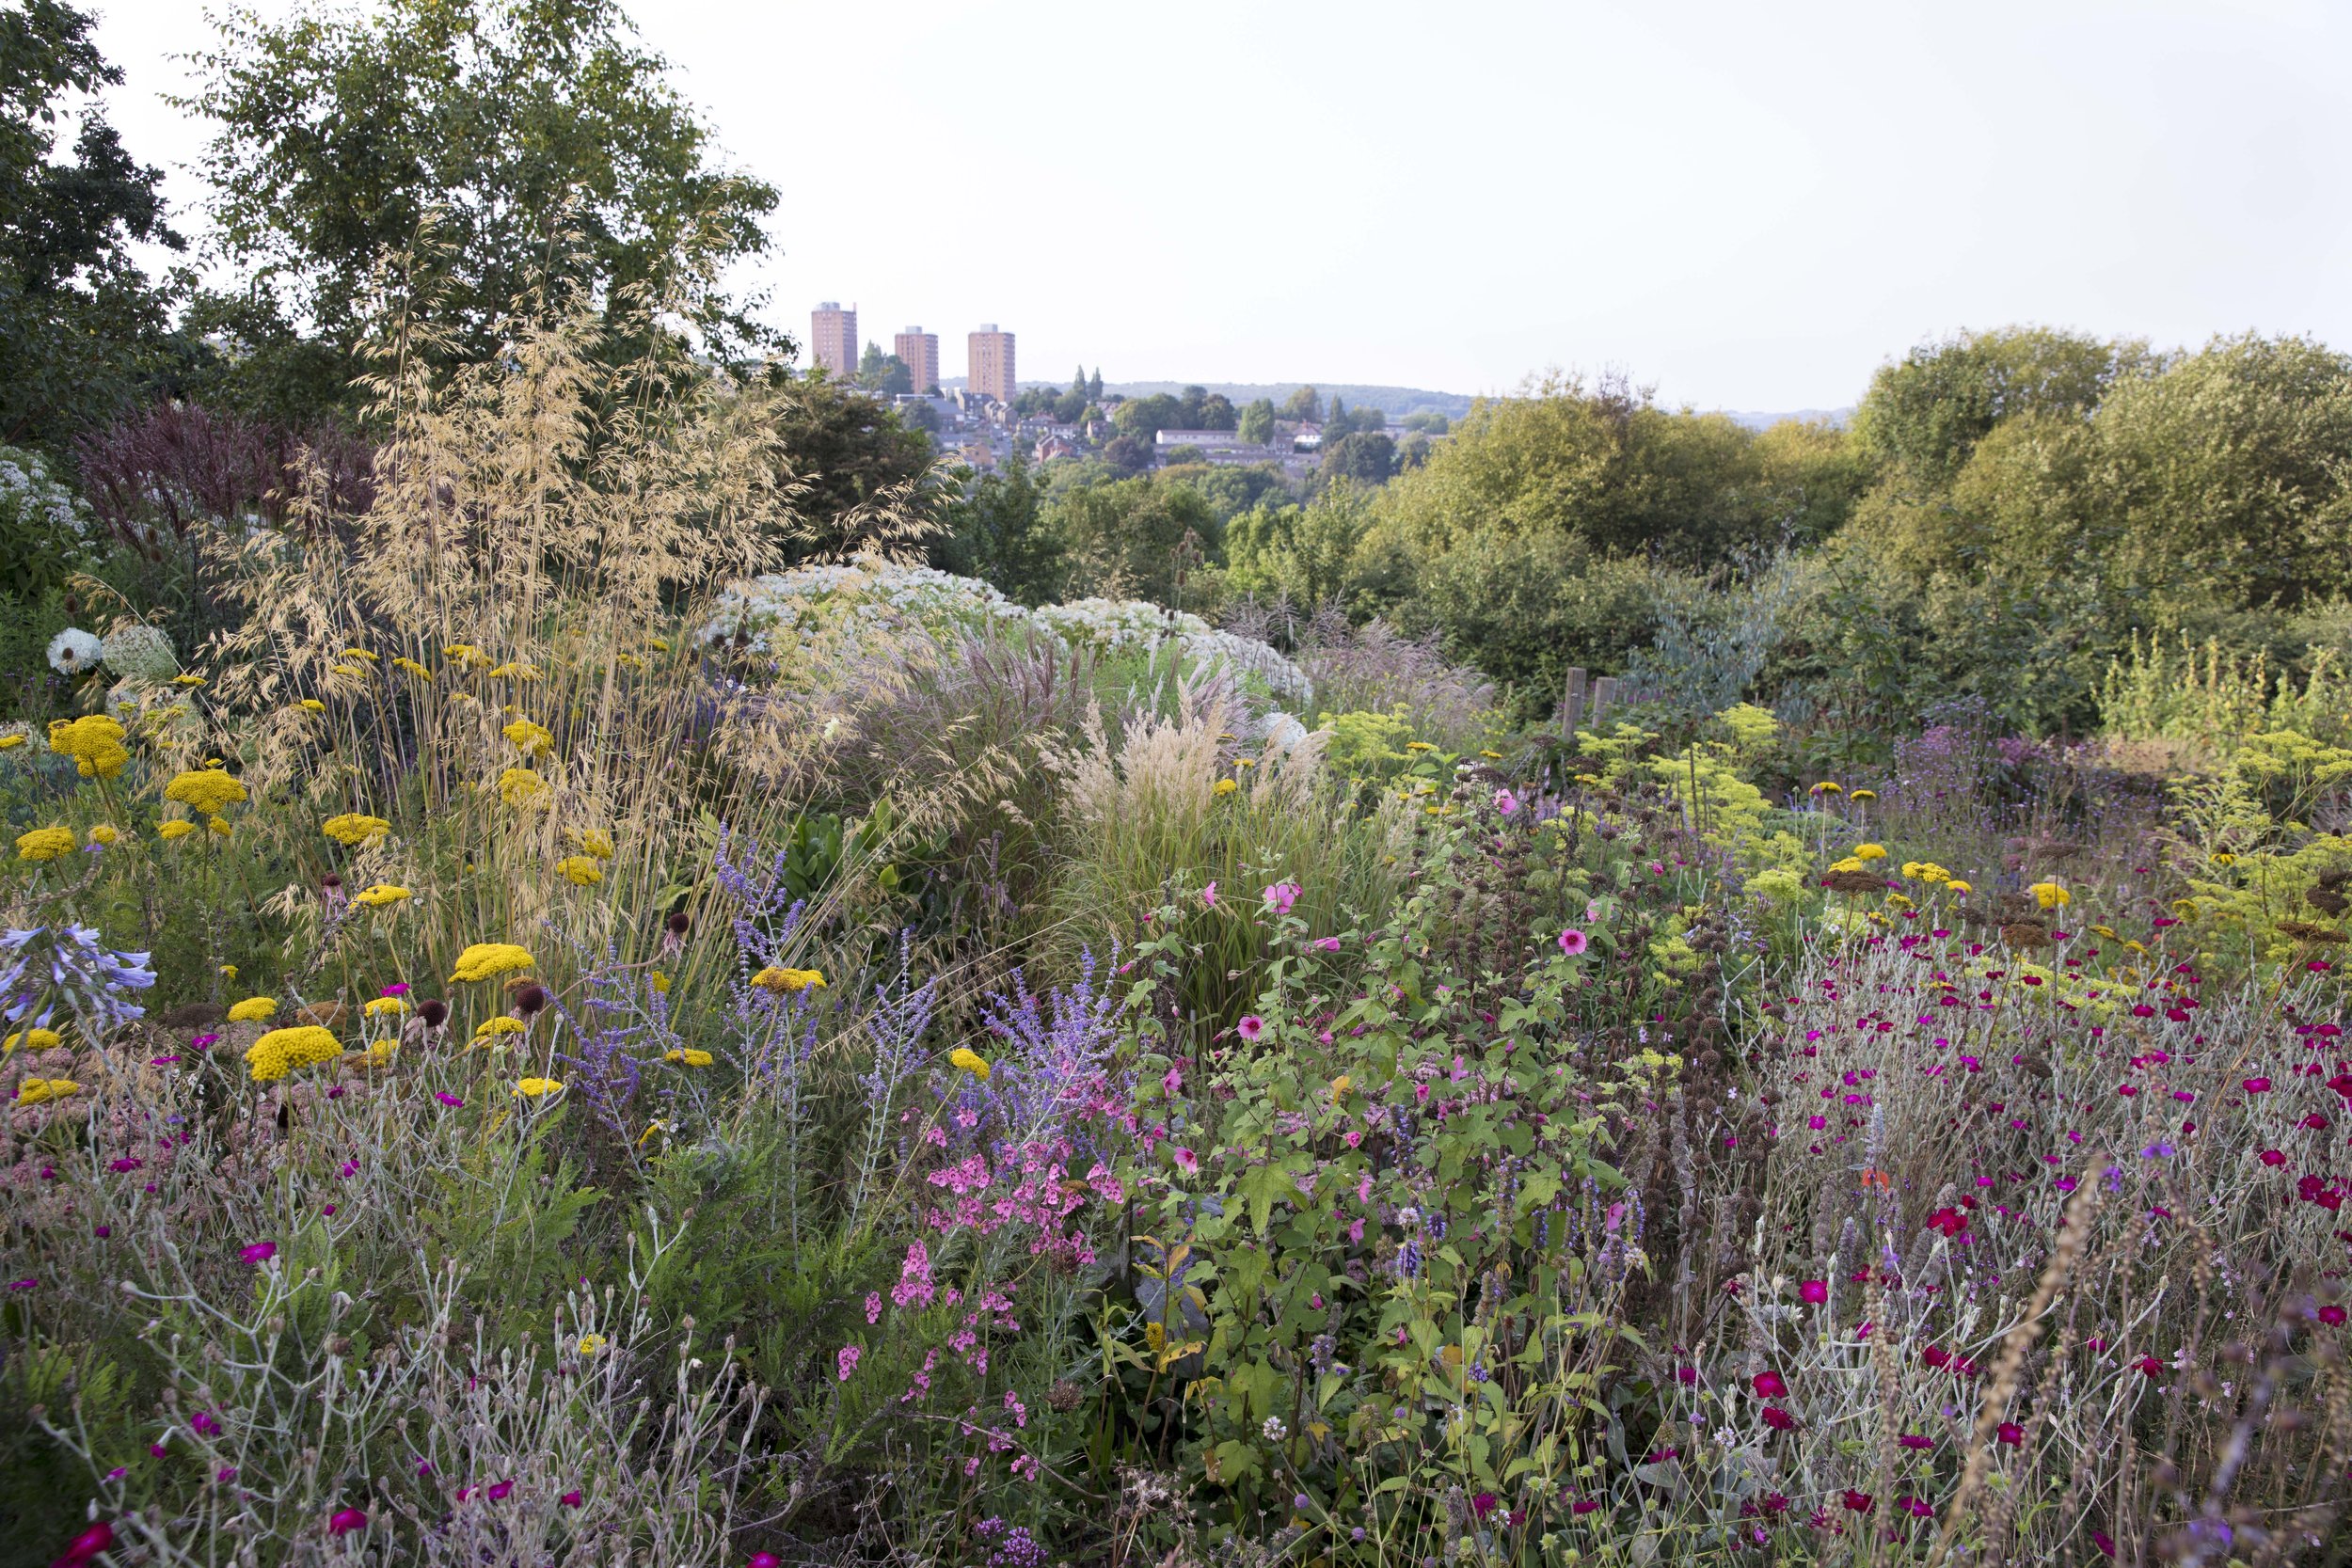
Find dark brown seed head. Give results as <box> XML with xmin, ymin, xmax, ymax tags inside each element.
<box><xmin>418</xmin><ymin>999</ymin><xmax>449</xmax><ymax>1027</ymax></box>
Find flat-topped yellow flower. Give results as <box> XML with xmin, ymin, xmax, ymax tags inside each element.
<box><xmin>1946</xmin><ymin>879</ymin><xmax>1973</xmax><ymax>895</ymax></box>
<box><xmin>206</xmin><ymin>816</ymin><xmax>231</xmax><ymax>837</ymax></box>
<box><xmin>164</xmin><ymin>768</ymin><xmax>246</xmax><ymax>816</ymax></box>
<box><xmin>473</xmin><ymin>1016</ymin><xmax>525</xmax><ymax>1041</ymax></box>
<box><xmin>750</xmin><ymin>966</ymin><xmax>825</xmax><ymax>993</ymax></box>
<box><xmin>513</xmin><ymin>1077</ymin><xmax>564</xmax><ymax>1098</ymax></box>
<box><xmin>226</xmin><ymin>997</ymin><xmax>278</xmax><ymax>1022</ymax></box>
<box><xmin>47</xmin><ymin>715</ymin><xmax>127</xmax><ymax>778</ymax></box>
<box><xmin>498</xmin><ymin>768</ymin><xmax>549</xmax><ymax>807</ymax></box>
<box><xmin>4</xmin><ymin>1027</ymin><xmax>62</xmax><ymax>1054</ymax></box>
<box><xmin>322</xmin><ymin>813</ymin><xmax>390</xmax><ymax>847</ymax></box>
<box><xmin>355</xmin><ymin>884</ymin><xmax>410</xmax><ymax>908</ymax></box>
<box><xmin>156</xmin><ymin>820</ymin><xmax>196</xmax><ymax>840</ymax></box>
<box><xmin>2028</xmin><ymin>880</ymin><xmax>2071</xmax><ymax>910</ymax></box>
<box><xmin>363</xmin><ymin>996</ymin><xmax>407</xmax><ymax>1017</ymax></box>
<box><xmin>449</xmin><ymin>942</ymin><xmax>533</xmax><ymax>984</ymax></box>
<box><xmin>0</xmin><ymin>734</ymin><xmax>24</xmax><ymax>750</ymax></box>
<box><xmin>949</xmin><ymin>1047</ymin><xmax>991</xmax><ymax>1080</ymax></box>
<box><xmin>16</xmin><ymin>826</ymin><xmax>73</xmax><ymax>861</ymax></box>
<box><xmin>341</xmin><ymin>648</ymin><xmax>378</xmax><ymax>662</ymax></box>
<box><xmin>1213</xmin><ymin>778</ymin><xmax>1239</xmax><ymax>798</ymax></box>
<box><xmin>16</xmin><ymin>1077</ymin><xmax>80</xmax><ymax>1105</ymax></box>
<box><xmin>392</xmin><ymin>656</ymin><xmax>430</xmax><ymax>677</ymax></box>
<box><xmin>1851</xmin><ymin>844</ymin><xmax>1887</xmax><ymax>862</ymax></box>
<box><xmin>295</xmin><ymin>698</ymin><xmax>326</xmax><ymax>713</ymax></box>
<box><xmin>502</xmin><ymin>719</ymin><xmax>554</xmax><ymax>758</ymax></box>
<box><xmin>663</xmin><ymin>1048</ymin><xmax>713</xmax><ymax>1067</ymax></box>
<box><xmin>572</xmin><ymin>827</ymin><xmax>613</xmax><ymax>860</ymax></box>
<box><xmin>244</xmin><ymin>1025</ymin><xmax>341</xmax><ymax>1083</ymax></box>
<box><xmin>486</xmin><ymin>661</ymin><xmax>540</xmax><ymax>680</ymax></box>
<box><xmin>1828</xmin><ymin>856</ymin><xmax>1867</xmax><ymax>874</ymax></box>
<box><xmin>555</xmin><ymin>855</ymin><xmax>603</xmax><ymax>887</ymax></box>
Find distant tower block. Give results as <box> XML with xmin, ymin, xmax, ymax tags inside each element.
<box><xmin>810</xmin><ymin>301</ymin><xmax>858</xmax><ymax>379</ymax></box>
<box><xmin>968</xmin><ymin>324</ymin><xmax>1016</xmax><ymax>403</ymax></box>
<box><xmin>895</xmin><ymin>326</ymin><xmax>940</xmax><ymax>394</ymax></box>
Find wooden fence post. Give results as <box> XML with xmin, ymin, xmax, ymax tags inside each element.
<box><xmin>1561</xmin><ymin>666</ymin><xmax>1587</xmax><ymax>734</ymax></box>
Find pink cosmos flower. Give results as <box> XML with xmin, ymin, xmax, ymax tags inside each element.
<box><xmin>240</xmin><ymin>1242</ymin><xmax>277</xmax><ymax>1266</ymax></box>
<box><xmin>1236</xmin><ymin>1015</ymin><xmax>1264</xmax><ymax>1041</ymax></box>
<box><xmin>837</xmin><ymin>1345</ymin><xmax>861</xmax><ymax>1381</ymax></box>
<box><xmin>1557</xmin><ymin>927</ymin><xmax>1589</xmax><ymax>957</ymax></box>
<box><xmin>1263</xmin><ymin>880</ymin><xmax>1300</xmax><ymax>914</ymax></box>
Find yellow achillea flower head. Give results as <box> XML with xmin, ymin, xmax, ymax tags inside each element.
<box><xmin>577</xmin><ymin>1333</ymin><xmax>607</xmax><ymax>1354</ymax></box>
<box><xmin>226</xmin><ymin>997</ymin><xmax>278</xmax><ymax>1022</ymax></box>
<box><xmin>363</xmin><ymin>995</ymin><xmax>407</xmax><ymax>1017</ymax></box>
<box><xmin>498</xmin><ymin>768</ymin><xmax>549</xmax><ymax>808</ymax></box>
<box><xmin>443</xmin><ymin>643</ymin><xmax>489</xmax><ymax>668</ymax></box>
<box><xmin>1828</xmin><ymin>857</ymin><xmax>1867</xmax><ymax>874</ymax></box>
<box><xmin>342</xmin><ymin>648</ymin><xmax>378</xmax><ymax>662</ymax></box>
<box><xmin>16</xmin><ymin>826</ymin><xmax>74</xmax><ymax>861</ymax></box>
<box><xmin>1946</xmin><ymin>879</ymin><xmax>1973</xmax><ymax>895</ymax></box>
<box><xmin>244</xmin><ymin>1025</ymin><xmax>342</xmax><ymax>1082</ymax></box>
<box><xmin>322</xmin><ymin>814</ymin><xmax>390</xmax><ymax>847</ymax></box>
<box><xmin>2029</xmin><ymin>880</ymin><xmax>2072</xmax><ymax>910</ymax></box>
<box><xmin>487</xmin><ymin>661</ymin><xmax>540</xmax><ymax>680</ymax></box>
<box><xmin>650</xmin><ymin>970</ymin><xmax>671</xmax><ymax>993</ymax></box>
<box><xmin>164</xmin><ymin>768</ymin><xmax>246</xmax><ymax>816</ymax></box>
<box><xmin>393</xmin><ymin>657</ymin><xmax>430</xmax><ymax>677</ymax></box>
<box><xmin>750</xmin><ymin>966</ymin><xmax>825</xmax><ymax>993</ymax></box>
<box><xmin>513</xmin><ymin>1077</ymin><xmax>564</xmax><ymax>1098</ymax></box>
<box><xmin>663</xmin><ymin>1047</ymin><xmax>714</xmax><ymax>1067</ymax></box>
<box><xmin>1850</xmin><ymin>788</ymin><xmax>1877</xmax><ymax>801</ymax></box>
<box><xmin>48</xmin><ymin>714</ymin><xmax>128</xmax><ymax>778</ymax></box>
<box><xmin>1810</xmin><ymin>781</ymin><xmax>1841</xmax><ymax>796</ymax></box>
<box><xmin>206</xmin><ymin>816</ymin><xmax>232</xmax><ymax>837</ymax></box>
<box><xmin>949</xmin><ymin>1047</ymin><xmax>991</xmax><ymax>1080</ymax></box>
<box><xmin>4</xmin><ymin>1027</ymin><xmax>64</xmax><ymax>1054</ymax></box>
<box><xmin>1405</xmin><ymin>741</ymin><xmax>1434</xmax><ymax>752</ymax></box>
<box><xmin>88</xmin><ymin>823</ymin><xmax>124</xmax><ymax>847</ymax></box>
<box><xmin>555</xmin><ymin>855</ymin><xmax>603</xmax><ymax>887</ymax></box>
<box><xmin>1851</xmin><ymin>844</ymin><xmax>1887</xmax><ymax>862</ymax></box>
<box><xmin>331</xmin><ymin>663</ymin><xmax>364</xmax><ymax>678</ymax></box>
<box><xmin>296</xmin><ymin>699</ymin><xmax>326</xmax><ymax>713</ymax></box>
<box><xmin>157</xmin><ymin>820</ymin><xmax>196</xmax><ymax>840</ymax></box>
<box><xmin>16</xmin><ymin>1077</ymin><xmax>81</xmax><ymax>1105</ymax></box>
<box><xmin>572</xmin><ymin>827</ymin><xmax>614</xmax><ymax>860</ymax></box>
<box><xmin>0</xmin><ymin>734</ymin><xmax>24</xmax><ymax>749</ymax></box>
<box><xmin>474</xmin><ymin>1016</ymin><xmax>525</xmax><ymax>1040</ymax></box>
<box><xmin>449</xmin><ymin>942</ymin><xmax>534</xmax><ymax>984</ymax></box>
<box><xmin>356</xmin><ymin>884</ymin><xmax>410</xmax><ymax>908</ymax></box>
<box><xmin>1212</xmin><ymin>778</ymin><xmax>1239</xmax><ymax>798</ymax></box>
<box><xmin>171</xmin><ymin>673</ymin><xmax>204</xmax><ymax>687</ymax></box>
<box><xmin>502</xmin><ymin>719</ymin><xmax>554</xmax><ymax>758</ymax></box>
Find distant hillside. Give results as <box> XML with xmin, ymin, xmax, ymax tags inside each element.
<box><xmin>1714</xmin><ymin>407</ymin><xmax>1853</xmax><ymax>431</ymax></box>
<box><xmin>1102</xmin><ymin>382</ymin><xmax>1476</xmax><ymax>420</ymax></box>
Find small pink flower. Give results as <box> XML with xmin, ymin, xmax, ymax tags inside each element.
<box><xmin>1163</xmin><ymin>1065</ymin><xmax>1183</xmax><ymax>1096</ymax></box>
<box><xmin>1237</xmin><ymin>1015</ymin><xmax>1264</xmax><ymax>1041</ymax></box>
<box><xmin>191</xmin><ymin>1033</ymin><xmax>220</xmax><ymax>1049</ymax></box>
<box><xmin>327</xmin><ymin>1507</ymin><xmax>366</xmax><ymax>1535</ymax></box>
<box><xmin>486</xmin><ymin>1480</ymin><xmax>513</xmax><ymax>1500</ymax></box>
<box><xmin>1200</xmin><ymin>881</ymin><xmax>1217</xmax><ymax>909</ymax></box>
<box><xmin>1263</xmin><ymin>880</ymin><xmax>1300</xmax><ymax>915</ymax></box>
<box><xmin>1313</xmin><ymin>936</ymin><xmax>1342</xmax><ymax>952</ymax></box>
<box><xmin>1557</xmin><ymin>927</ymin><xmax>1588</xmax><ymax>957</ymax></box>
<box><xmin>191</xmin><ymin>1411</ymin><xmax>221</xmax><ymax>1436</ymax></box>
<box><xmin>866</xmin><ymin>1291</ymin><xmax>882</xmax><ymax>1324</ymax></box>
<box><xmin>1492</xmin><ymin>787</ymin><xmax>1518</xmax><ymax>815</ymax></box>
<box><xmin>1171</xmin><ymin>1147</ymin><xmax>1200</xmax><ymax>1176</ymax></box>
<box><xmin>382</xmin><ymin>982</ymin><xmax>410</xmax><ymax>996</ymax></box>
<box><xmin>560</xmin><ymin>1490</ymin><xmax>582</xmax><ymax>1508</ymax></box>
<box><xmin>1799</xmin><ymin>1280</ymin><xmax>1827</xmax><ymax>1305</ymax></box>
<box><xmin>435</xmin><ymin>1092</ymin><xmax>464</xmax><ymax>1107</ymax></box>
<box><xmin>750</xmin><ymin>1555</ymin><xmax>784</xmax><ymax>1568</ymax></box>
<box><xmin>239</xmin><ymin>1242</ymin><xmax>276</xmax><ymax>1266</ymax></box>
<box><xmin>837</xmin><ymin>1344</ymin><xmax>862</xmax><ymax>1381</ymax></box>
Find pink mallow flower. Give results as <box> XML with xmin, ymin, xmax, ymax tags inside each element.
<box><xmin>1236</xmin><ymin>1015</ymin><xmax>1264</xmax><ymax>1041</ymax></box>
<box><xmin>1172</xmin><ymin>1147</ymin><xmax>1200</xmax><ymax>1176</ymax></box>
<box><xmin>1263</xmin><ymin>880</ymin><xmax>1301</xmax><ymax>915</ymax></box>
<box><xmin>1492</xmin><ymin>788</ymin><xmax>1518</xmax><ymax>815</ymax></box>
<box><xmin>1200</xmin><ymin>881</ymin><xmax>1217</xmax><ymax>909</ymax></box>
<box><xmin>1557</xmin><ymin>927</ymin><xmax>1589</xmax><ymax>957</ymax></box>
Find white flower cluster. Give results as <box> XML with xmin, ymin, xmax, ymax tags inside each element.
<box><xmin>706</xmin><ymin>564</ymin><xmax>1311</xmax><ymax>706</ymax></box>
<box><xmin>1036</xmin><ymin>597</ymin><xmax>1313</xmax><ymax>706</ymax></box>
<box><xmin>47</xmin><ymin>627</ymin><xmax>103</xmax><ymax>676</ymax></box>
<box><xmin>707</xmin><ymin>560</ymin><xmax>1048</xmax><ymax>665</ymax></box>
<box><xmin>0</xmin><ymin>447</ymin><xmax>91</xmax><ymax>542</ymax></box>
<box><xmin>101</xmin><ymin>624</ymin><xmax>177</xmax><ymax>683</ymax></box>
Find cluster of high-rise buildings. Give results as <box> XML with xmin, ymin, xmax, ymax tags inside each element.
<box><xmin>809</xmin><ymin>303</ymin><xmax>1015</xmax><ymax>402</ymax></box>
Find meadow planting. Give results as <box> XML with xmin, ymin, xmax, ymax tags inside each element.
<box><xmin>8</xmin><ymin>322</ymin><xmax>2352</xmax><ymax>1568</ymax></box>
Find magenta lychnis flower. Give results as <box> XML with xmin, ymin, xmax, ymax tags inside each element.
<box><xmin>1799</xmin><ymin>1279</ymin><xmax>1827</xmax><ymax>1304</ymax></box>
<box><xmin>327</xmin><ymin>1507</ymin><xmax>366</xmax><ymax>1535</ymax></box>
<box><xmin>240</xmin><ymin>1242</ymin><xmax>277</xmax><ymax>1266</ymax></box>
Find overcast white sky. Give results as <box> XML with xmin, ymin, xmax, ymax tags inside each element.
<box><xmin>83</xmin><ymin>0</ymin><xmax>2352</xmax><ymax>410</ymax></box>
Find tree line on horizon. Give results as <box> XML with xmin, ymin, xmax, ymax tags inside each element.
<box><xmin>8</xmin><ymin>0</ymin><xmax>2349</xmax><ymax>746</ymax></box>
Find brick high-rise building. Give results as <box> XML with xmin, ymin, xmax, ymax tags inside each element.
<box><xmin>809</xmin><ymin>301</ymin><xmax>857</xmax><ymax>379</ymax></box>
<box><xmin>895</xmin><ymin>326</ymin><xmax>940</xmax><ymax>394</ymax></box>
<box><xmin>968</xmin><ymin>324</ymin><xmax>1016</xmax><ymax>404</ymax></box>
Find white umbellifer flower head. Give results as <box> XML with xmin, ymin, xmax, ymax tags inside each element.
<box><xmin>47</xmin><ymin>627</ymin><xmax>103</xmax><ymax>675</ymax></box>
<box><xmin>100</xmin><ymin>624</ymin><xmax>177</xmax><ymax>683</ymax></box>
